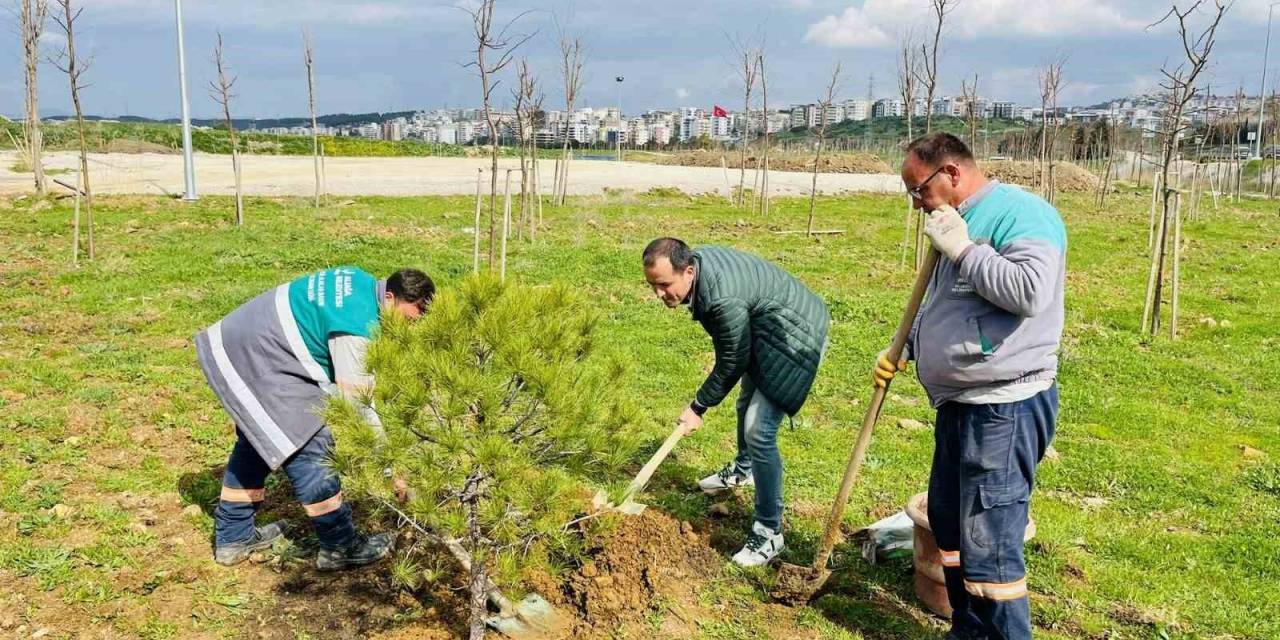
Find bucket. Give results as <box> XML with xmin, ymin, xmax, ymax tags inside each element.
<box><xmin>904</xmin><ymin>492</ymin><xmax>1036</xmax><ymax>618</ymax></box>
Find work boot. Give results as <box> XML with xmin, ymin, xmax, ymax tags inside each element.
<box><xmin>214</xmin><ymin>520</ymin><xmax>290</xmax><ymax>566</ymax></box>
<box><xmin>315</xmin><ymin>531</ymin><xmax>394</xmax><ymax>571</ymax></box>
<box><xmin>731</xmin><ymin>521</ymin><xmax>784</xmax><ymax>567</ymax></box>
<box><xmin>697</xmin><ymin>462</ymin><xmax>754</xmax><ymax>495</ymax></box>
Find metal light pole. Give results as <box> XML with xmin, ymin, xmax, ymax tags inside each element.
<box><xmin>174</xmin><ymin>0</ymin><xmax>197</xmax><ymax>200</ymax></box>
<box><xmin>1256</xmin><ymin>3</ymin><xmax>1280</xmax><ymax>159</ymax></box>
<box><xmin>615</xmin><ymin>76</ymin><xmax>624</xmax><ymax>162</ymax></box>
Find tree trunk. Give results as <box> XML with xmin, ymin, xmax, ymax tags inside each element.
<box><xmin>233</xmin><ymin>148</ymin><xmax>243</xmax><ymax>226</ymax></box>
<box><xmin>473</xmin><ymin>168</ymin><xmax>484</xmax><ymax>273</ymax></box>
<box><xmin>23</xmin><ymin>0</ymin><xmax>46</xmax><ymax>197</ymax></box>
<box><xmin>465</xmin><ymin>475</ymin><xmax>488</xmax><ymax>640</ymax></box>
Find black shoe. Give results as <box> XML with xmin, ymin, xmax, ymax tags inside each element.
<box><xmin>315</xmin><ymin>531</ymin><xmax>394</xmax><ymax>571</ymax></box>
<box><xmin>944</xmin><ymin>629</ymin><xmax>987</xmax><ymax>640</ymax></box>
<box><xmin>214</xmin><ymin>520</ymin><xmax>290</xmax><ymax>566</ymax></box>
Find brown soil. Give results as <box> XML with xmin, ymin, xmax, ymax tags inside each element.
<box><xmin>772</xmin><ymin>563</ymin><xmax>829</xmax><ymax>606</ymax></box>
<box><xmin>652</xmin><ymin>149</ymin><xmax>893</xmax><ymax>175</ymax></box>
<box><xmin>563</xmin><ymin>511</ymin><xmax>721</xmax><ymax>628</ymax></box>
<box><xmin>104</xmin><ymin>138</ymin><xmax>175</xmax><ymax>154</ymax></box>
<box><xmin>979</xmin><ymin>160</ymin><xmax>1100</xmax><ymax>192</ymax></box>
<box><xmin>354</xmin><ymin>509</ymin><xmax>840</xmax><ymax>639</ymax></box>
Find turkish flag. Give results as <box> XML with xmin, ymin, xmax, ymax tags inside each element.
<box><xmin>713</xmin><ymin>105</ymin><xmax>728</xmax><ymax>118</ymax></box>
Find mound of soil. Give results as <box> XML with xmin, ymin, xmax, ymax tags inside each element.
<box><xmin>980</xmin><ymin>160</ymin><xmax>1099</xmax><ymax>192</ymax></box>
<box><xmin>563</xmin><ymin>511</ymin><xmax>721</xmax><ymax>627</ymax></box>
<box><xmin>104</xmin><ymin>138</ymin><xmax>175</xmax><ymax>154</ymax></box>
<box><xmin>653</xmin><ymin>149</ymin><xmax>892</xmax><ymax>175</ymax></box>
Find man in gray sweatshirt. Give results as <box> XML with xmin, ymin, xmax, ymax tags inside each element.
<box><xmin>875</xmin><ymin>132</ymin><xmax>1065</xmax><ymax>640</ymax></box>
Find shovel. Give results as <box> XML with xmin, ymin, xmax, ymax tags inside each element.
<box><xmin>592</xmin><ymin>420</ymin><xmax>693</xmax><ymax>515</ymax></box>
<box><xmin>773</xmin><ymin>248</ymin><xmax>939</xmax><ymax>605</ymax></box>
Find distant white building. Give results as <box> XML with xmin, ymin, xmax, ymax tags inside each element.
<box><xmin>874</xmin><ymin>99</ymin><xmax>904</xmax><ymax>118</ymax></box>
<box><xmin>841</xmin><ymin>99</ymin><xmax>871</xmax><ymax>122</ymax></box>
<box><xmin>712</xmin><ymin>116</ymin><xmax>731</xmax><ymax>139</ymax></box>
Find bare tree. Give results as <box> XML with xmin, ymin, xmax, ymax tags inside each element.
<box><xmin>21</xmin><ymin>0</ymin><xmax>48</xmax><ymax>196</ymax></box>
<box><xmin>209</xmin><ymin>32</ymin><xmax>243</xmax><ymax>226</ymax></box>
<box><xmin>728</xmin><ymin>33</ymin><xmax>759</xmax><ymax>207</ymax></box>
<box><xmin>465</xmin><ymin>0</ymin><xmax>532</xmax><ymax>272</ymax></box>
<box><xmin>916</xmin><ymin>0</ymin><xmax>957</xmax><ymax>134</ymax></box>
<box><xmin>757</xmin><ymin>51</ymin><xmax>771</xmax><ymax>216</ymax></box>
<box><xmin>808</xmin><ymin>62</ymin><xmax>842</xmax><ymax>237</ymax></box>
<box><xmin>1141</xmin><ymin>0</ymin><xmax>1229</xmax><ymax>339</ymax></box>
<box><xmin>1037</xmin><ymin>57</ymin><xmax>1066</xmax><ymax>202</ymax></box>
<box><xmin>49</xmin><ymin>0</ymin><xmax>91</xmax><ymax>259</ymax></box>
<box><xmin>553</xmin><ymin>23</ymin><xmax>585</xmax><ymax>206</ymax></box>
<box><xmin>302</xmin><ymin>29</ymin><xmax>321</xmax><ymax>208</ymax></box>
<box><xmin>897</xmin><ymin>33</ymin><xmax>923</xmax><ymax>267</ymax></box>
<box><xmin>512</xmin><ymin>58</ymin><xmax>541</xmax><ymax>240</ymax></box>
<box><xmin>960</xmin><ymin>73</ymin><xmax>979</xmax><ymax>148</ymax></box>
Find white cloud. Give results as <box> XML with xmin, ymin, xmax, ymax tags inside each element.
<box><xmin>802</xmin><ymin>5</ymin><xmax>896</xmax><ymax>48</ymax></box>
<box><xmin>676</xmin><ymin>87</ymin><xmax>690</xmax><ymax>99</ymax></box>
<box><xmin>806</xmin><ymin>0</ymin><xmax>1147</xmax><ymax>49</ymax></box>
<box><xmin>1128</xmin><ymin>74</ymin><xmax>1163</xmax><ymax>96</ymax></box>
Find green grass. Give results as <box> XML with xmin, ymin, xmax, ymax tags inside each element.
<box><xmin>0</xmin><ymin>187</ymin><xmax>1277</xmax><ymax>638</ymax></box>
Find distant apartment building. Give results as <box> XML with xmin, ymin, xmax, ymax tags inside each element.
<box><xmin>381</xmin><ymin>121</ymin><xmax>404</xmax><ymax>142</ymax></box>
<box><xmin>789</xmin><ymin>105</ymin><xmax>807</xmax><ymax>129</ymax></box>
<box><xmin>356</xmin><ymin>123</ymin><xmax>380</xmax><ymax>139</ymax></box>
<box><xmin>841</xmin><ymin>99</ymin><xmax>871</xmax><ymax>122</ymax></box>
<box><xmin>630</xmin><ymin>119</ymin><xmax>651</xmax><ymax>146</ymax></box>
<box><xmin>874</xmin><ymin>99</ymin><xmax>904</xmax><ymax>118</ymax></box>
<box><xmin>990</xmin><ymin>101</ymin><xmax>1017</xmax><ymax>119</ymax></box>
<box><xmin>712</xmin><ymin>116</ymin><xmax>731</xmax><ymax>140</ymax></box>
<box><xmin>650</xmin><ymin>123</ymin><xmax>672</xmax><ymax>146</ymax></box>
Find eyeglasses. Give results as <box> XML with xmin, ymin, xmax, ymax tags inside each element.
<box><xmin>907</xmin><ymin>166</ymin><xmax>946</xmax><ymax>200</ymax></box>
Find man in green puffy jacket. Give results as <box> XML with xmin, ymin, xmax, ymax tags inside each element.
<box><xmin>642</xmin><ymin>237</ymin><xmax>829</xmax><ymax>566</ymax></box>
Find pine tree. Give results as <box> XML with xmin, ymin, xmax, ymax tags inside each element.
<box><xmin>327</xmin><ymin>275</ymin><xmax>644</xmax><ymax>636</ymax></box>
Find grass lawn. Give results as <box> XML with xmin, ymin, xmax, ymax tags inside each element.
<box><xmin>0</xmin><ymin>186</ymin><xmax>1277</xmax><ymax>639</ymax></box>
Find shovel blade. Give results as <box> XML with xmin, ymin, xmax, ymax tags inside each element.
<box><xmin>591</xmin><ymin>490</ymin><xmax>610</xmax><ymax>511</ymax></box>
<box><xmin>771</xmin><ymin>562</ymin><xmax>833</xmax><ymax>606</ymax></box>
<box><xmin>486</xmin><ymin>594</ymin><xmax>563</xmax><ymax>638</ymax></box>
<box><xmin>617</xmin><ymin>498</ymin><xmax>646</xmax><ymax>515</ymax></box>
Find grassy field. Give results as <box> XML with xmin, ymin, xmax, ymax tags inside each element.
<box><xmin>0</xmin><ymin>186</ymin><xmax>1278</xmax><ymax>639</ymax></box>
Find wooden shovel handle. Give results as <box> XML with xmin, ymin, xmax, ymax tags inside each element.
<box><xmin>619</xmin><ymin>421</ymin><xmax>691</xmax><ymax>503</ymax></box>
<box><xmin>810</xmin><ymin>248</ymin><xmax>939</xmax><ymax>572</ymax></box>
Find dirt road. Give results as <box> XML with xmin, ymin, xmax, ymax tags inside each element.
<box><xmin>0</xmin><ymin>150</ymin><xmax>903</xmax><ymax>197</ymax></box>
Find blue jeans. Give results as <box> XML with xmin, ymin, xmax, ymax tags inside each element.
<box><xmin>215</xmin><ymin>426</ymin><xmax>356</xmax><ymax>550</ymax></box>
<box><xmin>732</xmin><ymin>375</ymin><xmax>787</xmax><ymax>532</ymax></box>
<box><xmin>928</xmin><ymin>385</ymin><xmax>1058</xmax><ymax>640</ymax></box>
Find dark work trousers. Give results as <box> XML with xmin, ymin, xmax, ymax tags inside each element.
<box><xmin>215</xmin><ymin>426</ymin><xmax>356</xmax><ymax>550</ymax></box>
<box><xmin>927</xmin><ymin>385</ymin><xmax>1058</xmax><ymax>640</ymax></box>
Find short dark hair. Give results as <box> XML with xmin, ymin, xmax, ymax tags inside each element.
<box><xmin>905</xmin><ymin>132</ymin><xmax>975</xmax><ymax>167</ymax></box>
<box><xmin>642</xmin><ymin>237</ymin><xmax>694</xmax><ymax>270</ymax></box>
<box><xmin>386</xmin><ymin>268</ymin><xmax>435</xmax><ymax>307</ymax></box>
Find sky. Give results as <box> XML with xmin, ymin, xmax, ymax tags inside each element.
<box><xmin>2</xmin><ymin>0</ymin><xmax>1277</xmax><ymax>120</ymax></box>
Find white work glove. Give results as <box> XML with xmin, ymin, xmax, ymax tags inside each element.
<box><xmin>924</xmin><ymin>205</ymin><xmax>973</xmax><ymax>262</ymax></box>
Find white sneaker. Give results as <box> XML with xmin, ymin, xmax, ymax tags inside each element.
<box><xmin>732</xmin><ymin>521</ymin><xmax>784</xmax><ymax>567</ymax></box>
<box><xmin>697</xmin><ymin>463</ymin><xmax>754</xmax><ymax>495</ymax></box>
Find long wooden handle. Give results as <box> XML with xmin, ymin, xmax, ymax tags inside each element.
<box><xmin>619</xmin><ymin>421</ymin><xmax>690</xmax><ymax>502</ymax></box>
<box><xmin>810</xmin><ymin>248</ymin><xmax>939</xmax><ymax>572</ymax></box>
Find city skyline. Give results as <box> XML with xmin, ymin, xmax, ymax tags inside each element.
<box><xmin>3</xmin><ymin>0</ymin><xmax>1279</xmax><ymax>121</ymax></box>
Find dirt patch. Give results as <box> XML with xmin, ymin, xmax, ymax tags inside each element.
<box><xmin>979</xmin><ymin>160</ymin><xmax>1100</xmax><ymax>192</ymax></box>
<box><xmin>104</xmin><ymin>138</ymin><xmax>175</xmax><ymax>154</ymax></box>
<box><xmin>652</xmin><ymin>149</ymin><xmax>893</xmax><ymax>175</ymax></box>
<box><xmin>563</xmin><ymin>511</ymin><xmax>720</xmax><ymax>628</ymax></box>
